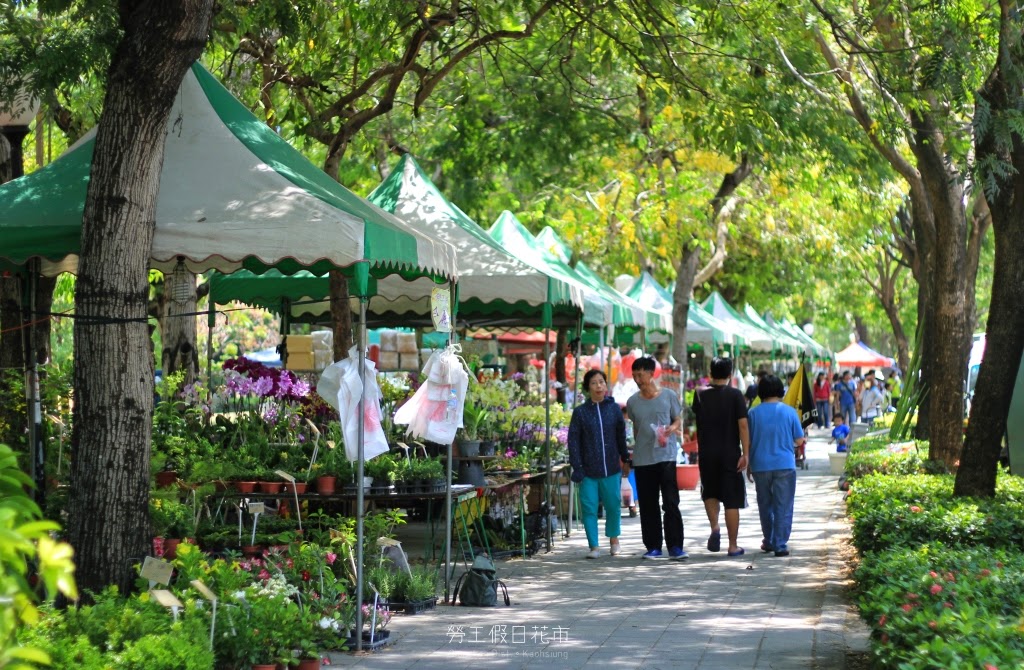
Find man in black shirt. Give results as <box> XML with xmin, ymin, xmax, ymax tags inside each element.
<box><xmin>692</xmin><ymin>357</ymin><xmax>750</xmax><ymax>556</ymax></box>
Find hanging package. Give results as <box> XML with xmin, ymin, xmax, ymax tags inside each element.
<box><xmin>317</xmin><ymin>346</ymin><xmax>390</xmax><ymax>462</ymax></box>
<box><xmin>393</xmin><ymin>345</ymin><xmax>469</xmax><ymax>444</ymax></box>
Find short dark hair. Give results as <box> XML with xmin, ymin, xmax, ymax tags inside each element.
<box><xmin>632</xmin><ymin>356</ymin><xmax>656</xmax><ymax>373</ymax></box>
<box><xmin>710</xmin><ymin>356</ymin><xmax>733</xmax><ymax>380</ymax></box>
<box><xmin>582</xmin><ymin>369</ymin><xmax>607</xmax><ymax>392</ymax></box>
<box><xmin>833</xmin><ymin>413</ymin><xmax>844</xmax><ymax>421</ymax></box>
<box><xmin>758</xmin><ymin>374</ymin><xmax>785</xmax><ymax>400</ymax></box>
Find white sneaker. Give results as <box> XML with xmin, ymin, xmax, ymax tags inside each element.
<box><xmin>586</xmin><ymin>548</ymin><xmax>601</xmax><ymax>559</ymax></box>
<box><xmin>610</xmin><ymin>543</ymin><xmax>620</xmax><ymax>556</ymax></box>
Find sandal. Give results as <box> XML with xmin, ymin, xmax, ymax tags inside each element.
<box><xmin>727</xmin><ymin>548</ymin><xmax>745</xmax><ymax>557</ymax></box>
<box><xmin>707</xmin><ymin>529</ymin><xmax>721</xmax><ymax>553</ymax></box>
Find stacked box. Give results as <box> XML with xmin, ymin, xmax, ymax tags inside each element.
<box><xmin>311</xmin><ymin>330</ymin><xmax>333</xmax><ymax>370</ymax></box>
<box><xmin>285</xmin><ymin>334</ymin><xmax>314</xmax><ymax>370</ymax></box>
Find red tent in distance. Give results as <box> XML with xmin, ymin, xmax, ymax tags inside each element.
<box><xmin>834</xmin><ymin>341</ymin><xmax>895</xmax><ymax>370</ymax></box>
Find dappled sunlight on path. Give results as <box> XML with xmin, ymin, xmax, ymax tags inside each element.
<box><xmin>325</xmin><ymin>430</ymin><xmax>869</xmax><ymax>669</ymax></box>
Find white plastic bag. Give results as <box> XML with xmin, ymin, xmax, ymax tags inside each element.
<box><xmin>317</xmin><ymin>346</ymin><xmax>390</xmax><ymax>463</ymax></box>
<box><xmin>394</xmin><ymin>346</ymin><xmax>469</xmax><ymax>444</ymax></box>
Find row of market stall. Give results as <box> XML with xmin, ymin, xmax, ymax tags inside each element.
<box><xmin>0</xmin><ymin>61</ymin><xmax>833</xmax><ymax>642</ymax></box>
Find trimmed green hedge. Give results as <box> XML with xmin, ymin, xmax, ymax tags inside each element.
<box><xmin>855</xmin><ymin>545</ymin><xmax>1024</xmax><ymax>669</ymax></box>
<box><xmin>847</xmin><ymin>472</ymin><xmax>1024</xmax><ymax>668</ymax></box>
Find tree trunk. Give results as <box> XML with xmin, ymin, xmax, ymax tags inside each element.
<box><xmin>161</xmin><ymin>270</ymin><xmax>199</xmax><ymax>385</ymax></box>
<box><xmin>329</xmin><ymin>270</ymin><xmax>353</xmax><ymax>361</ymax></box>
<box><xmin>956</xmin><ymin>11</ymin><xmax>1024</xmax><ymax>497</ymax></box>
<box><xmin>910</xmin><ymin>114</ymin><xmax>973</xmax><ymax>468</ymax></box>
<box><xmin>0</xmin><ymin>277</ymin><xmax>24</xmax><ymax>452</ymax></box>
<box><xmin>68</xmin><ymin>0</ymin><xmax>213</xmax><ymax>595</ymax></box>
<box><xmin>853</xmin><ymin>315</ymin><xmax>871</xmax><ymax>348</ymax></box>
<box><xmin>671</xmin><ymin>245</ymin><xmax>699</xmax><ymax>363</ymax></box>
<box><xmin>878</xmin><ymin>290</ymin><xmax>910</xmax><ymax>377</ymax></box>
<box><xmin>671</xmin><ymin>156</ymin><xmax>753</xmax><ymax>364</ymax></box>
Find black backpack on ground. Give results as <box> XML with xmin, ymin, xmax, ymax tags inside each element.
<box><xmin>452</xmin><ymin>555</ymin><xmax>510</xmax><ymax>606</ymax></box>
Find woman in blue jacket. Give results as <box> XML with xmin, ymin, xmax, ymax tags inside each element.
<box><xmin>568</xmin><ymin>369</ymin><xmax>631</xmax><ymax>559</ymax></box>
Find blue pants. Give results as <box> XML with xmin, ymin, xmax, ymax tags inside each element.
<box><xmin>579</xmin><ymin>473</ymin><xmax>623</xmax><ymax>549</ymax></box>
<box><xmin>840</xmin><ymin>402</ymin><xmax>856</xmax><ymax>427</ymax></box>
<box><xmin>816</xmin><ymin>400</ymin><xmax>831</xmax><ymax>428</ymax></box>
<box><xmin>752</xmin><ymin>469</ymin><xmax>797</xmax><ymax>552</ymax></box>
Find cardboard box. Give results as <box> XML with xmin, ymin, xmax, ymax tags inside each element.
<box><xmin>378</xmin><ymin>351</ymin><xmax>399</xmax><ymax>371</ymax></box>
<box><xmin>396</xmin><ymin>332</ymin><xmax>418</xmax><ymax>354</ymax></box>
<box><xmin>380</xmin><ymin>330</ymin><xmax>398</xmax><ymax>352</ymax></box>
<box><xmin>285</xmin><ymin>352</ymin><xmax>314</xmax><ymax>370</ymax></box>
<box><xmin>399</xmin><ymin>353</ymin><xmax>419</xmax><ymax>370</ymax></box>
<box><xmin>285</xmin><ymin>334</ymin><xmax>313</xmax><ymax>353</ymax></box>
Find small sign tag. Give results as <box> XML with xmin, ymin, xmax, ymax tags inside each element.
<box><xmin>150</xmin><ymin>589</ymin><xmax>184</xmax><ymax>609</ymax></box>
<box><xmin>274</xmin><ymin>469</ymin><xmax>295</xmax><ymax>483</ymax></box>
<box><xmin>248</xmin><ymin>502</ymin><xmax>265</xmax><ymax>515</ymax></box>
<box><xmin>190</xmin><ymin>580</ymin><xmax>217</xmax><ymax>602</ymax></box>
<box><xmin>430</xmin><ymin>286</ymin><xmax>452</xmax><ymax>332</ymax></box>
<box><xmin>140</xmin><ymin>557</ymin><xmax>174</xmax><ymax>586</ymax></box>
<box><xmin>376</xmin><ymin>537</ymin><xmax>402</xmax><ymax>548</ymax></box>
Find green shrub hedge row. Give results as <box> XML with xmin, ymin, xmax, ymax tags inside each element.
<box><xmin>848</xmin><ymin>471</ymin><xmax>1024</xmax><ymax>669</ymax></box>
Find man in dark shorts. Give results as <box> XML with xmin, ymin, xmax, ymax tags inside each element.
<box><xmin>692</xmin><ymin>357</ymin><xmax>750</xmax><ymax>557</ymax></box>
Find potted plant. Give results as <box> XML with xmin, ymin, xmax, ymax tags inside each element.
<box><xmin>457</xmin><ymin>404</ymin><xmax>488</xmax><ymax>457</ymax></box>
<box><xmin>365</xmin><ymin>454</ymin><xmax>397</xmax><ymax>491</ymax></box>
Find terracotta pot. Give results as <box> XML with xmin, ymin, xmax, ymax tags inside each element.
<box><xmin>163</xmin><ymin>538</ymin><xmax>182</xmax><ymax>560</ymax></box>
<box><xmin>675</xmin><ymin>464</ymin><xmax>700</xmax><ymax>491</ymax></box>
<box><xmin>284</xmin><ymin>481</ymin><xmax>308</xmax><ymax>494</ymax></box>
<box><xmin>234</xmin><ymin>481</ymin><xmax>257</xmax><ymax>493</ymax></box>
<box><xmin>296</xmin><ymin>659</ymin><xmax>321</xmax><ymax>670</ymax></box>
<box><xmin>258</xmin><ymin>481</ymin><xmax>284</xmax><ymax>494</ymax></box>
<box><xmin>316</xmin><ymin>475</ymin><xmax>337</xmax><ymax>495</ymax></box>
<box><xmin>155</xmin><ymin>470</ymin><xmax>178</xmax><ymax>488</ymax></box>
<box><xmin>241</xmin><ymin>545</ymin><xmax>263</xmax><ymax>557</ymax></box>
<box><xmin>251</xmin><ymin>664</ymin><xmax>277</xmax><ymax>670</ymax></box>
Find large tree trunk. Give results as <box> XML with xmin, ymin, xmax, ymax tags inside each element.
<box><xmin>555</xmin><ymin>327</ymin><xmax>567</xmax><ymax>405</ymax></box>
<box><xmin>329</xmin><ymin>270</ymin><xmax>353</xmax><ymax>362</ymax></box>
<box><xmin>68</xmin><ymin>0</ymin><xmax>213</xmax><ymax>595</ymax></box>
<box><xmin>911</xmin><ymin>118</ymin><xmax>973</xmax><ymax>468</ymax></box>
<box><xmin>879</xmin><ymin>291</ymin><xmax>910</xmax><ymax>377</ymax></box>
<box><xmin>956</xmin><ymin>10</ymin><xmax>1024</xmax><ymax>497</ymax></box>
<box><xmin>161</xmin><ymin>270</ymin><xmax>199</xmax><ymax>385</ymax></box>
<box><xmin>671</xmin><ymin>156</ymin><xmax>753</xmax><ymax>363</ymax></box>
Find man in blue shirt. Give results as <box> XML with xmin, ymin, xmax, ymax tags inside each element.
<box><xmin>833</xmin><ymin>370</ymin><xmax>858</xmax><ymax>426</ymax></box>
<box><xmin>747</xmin><ymin>375</ymin><xmax>806</xmax><ymax>557</ymax></box>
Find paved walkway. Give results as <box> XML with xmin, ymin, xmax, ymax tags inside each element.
<box><xmin>324</xmin><ymin>431</ymin><xmax>870</xmax><ymax>669</ymax></box>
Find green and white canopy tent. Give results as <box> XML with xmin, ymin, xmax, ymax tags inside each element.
<box><xmin>702</xmin><ymin>291</ymin><xmax>778</xmax><ymax>354</ymax></box>
<box><xmin>534</xmin><ymin>227</ymin><xmax>671</xmax><ymax>338</ymax></box>
<box><xmin>625</xmin><ymin>272</ymin><xmax>749</xmax><ymax>352</ymax></box>
<box><xmin>489</xmin><ymin>211</ymin><xmax>614</xmax><ymax>328</ymax></box>
<box><xmin>0</xmin><ymin>62</ymin><xmax>459</xmax><ymax>638</ymax></box>
<box><xmin>208</xmin><ymin>153</ymin><xmax>585</xmax><ymax>329</ymax></box>
<box><xmin>0</xmin><ymin>63</ymin><xmax>456</xmax><ymax>290</ymax></box>
<box><xmin>743</xmin><ymin>304</ymin><xmax>804</xmax><ymax>357</ymax></box>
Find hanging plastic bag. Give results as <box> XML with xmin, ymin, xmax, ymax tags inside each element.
<box><xmin>394</xmin><ymin>345</ymin><xmax>469</xmax><ymax>444</ymax></box>
<box><xmin>317</xmin><ymin>346</ymin><xmax>390</xmax><ymax>462</ymax></box>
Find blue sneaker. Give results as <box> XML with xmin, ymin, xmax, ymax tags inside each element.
<box><xmin>642</xmin><ymin>549</ymin><xmax>664</xmax><ymax>559</ymax></box>
<box><xmin>668</xmin><ymin>547</ymin><xmax>689</xmax><ymax>560</ymax></box>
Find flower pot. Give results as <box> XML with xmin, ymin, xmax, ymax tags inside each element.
<box><xmin>828</xmin><ymin>452</ymin><xmax>848</xmax><ymax>476</ymax></box>
<box><xmin>258</xmin><ymin>481</ymin><xmax>284</xmax><ymax>494</ymax></box>
<box><xmin>163</xmin><ymin>538</ymin><xmax>182</xmax><ymax>560</ymax></box>
<box><xmin>296</xmin><ymin>659</ymin><xmax>321</xmax><ymax>670</ymax></box>
<box><xmin>241</xmin><ymin>545</ymin><xmax>263</xmax><ymax>557</ymax></box>
<box><xmin>316</xmin><ymin>475</ymin><xmax>337</xmax><ymax>495</ymax></box>
<box><xmin>479</xmin><ymin>440</ymin><xmax>497</xmax><ymax>457</ymax></box>
<box><xmin>251</xmin><ymin>665</ymin><xmax>277</xmax><ymax>670</ymax></box>
<box><xmin>343</xmin><ymin>629</ymin><xmax>390</xmax><ymax>651</ymax></box>
<box><xmin>457</xmin><ymin>439</ymin><xmax>482</xmax><ymax>457</ymax></box>
<box><xmin>234</xmin><ymin>481</ymin><xmax>257</xmax><ymax>493</ymax></box>
<box><xmin>283</xmin><ymin>481</ymin><xmax>308</xmax><ymax>494</ymax></box>
<box><xmin>155</xmin><ymin>470</ymin><xmax>178</xmax><ymax>488</ymax></box>
<box><xmin>675</xmin><ymin>464</ymin><xmax>700</xmax><ymax>491</ymax></box>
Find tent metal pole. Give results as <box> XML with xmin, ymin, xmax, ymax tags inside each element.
<box><xmin>206</xmin><ymin>301</ymin><xmax>215</xmax><ymax>404</ymax></box>
<box><xmin>543</xmin><ymin>322</ymin><xmax>552</xmax><ymax>553</ymax></box>
<box><xmin>444</xmin><ymin>278</ymin><xmax>457</xmax><ymax>601</ymax></box>
<box><xmin>24</xmin><ymin>261</ymin><xmax>44</xmax><ymax>505</ymax></box>
<box><xmin>355</xmin><ymin>295</ymin><xmax>368</xmax><ymax>651</ymax></box>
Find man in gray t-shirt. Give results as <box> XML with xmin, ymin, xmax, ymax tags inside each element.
<box><xmin>626</xmin><ymin>356</ymin><xmax>685</xmax><ymax>559</ymax></box>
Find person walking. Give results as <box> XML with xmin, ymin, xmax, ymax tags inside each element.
<box><xmin>859</xmin><ymin>375</ymin><xmax>885</xmax><ymax>427</ymax></box>
<box><xmin>747</xmin><ymin>375</ymin><xmax>805</xmax><ymax>557</ymax></box>
<box><xmin>888</xmin><ymin>371</ymin><xmax>902</xmax><ymax>410</ymax></box>
<box><xmin>692</xmin><ymin>357</ymin><xmax>749</xmax><ymax>557</ymax></box>
<box><xmin>627</xmin><ymin>356</ymin><xmax>686</xmax><ymax>560</ymax></box>
<box><xmin>834</xmin><ymin>370</ymin><xmax>859</xmax><ymax>426</ymax></box>
<box><xmin>568</xmin><ymin>370</ymin><xmax>631</xmax><ymax>559</ymax></box>
<box><xmin>813</xmin><ymin>372</ymin><xmax>832</xmax><ymax>429</ymax></box>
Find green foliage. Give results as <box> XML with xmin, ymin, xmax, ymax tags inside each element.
<box><xmin>845</xmin><ymin>439</ymin><xmax>925</xmax><ymax>479</ymax></box>
<box><xmin>18</xmin><ymin>588</ymin><xmax>213</xmax><ymax>670</ymax></box>
<box><xmin>854</xmin><ymin>545</ymin><xmax>1024</xmax><ymax>670</ymax></box>
<box><xmin>149</xmin><ymin>495</ymin><xmax>196</xmax><ymax>539</ymax></box>
<box><xmin>0</xmin><ymin>443</ymin><xmax>77</xmax><ymax>670</ymax></box>
<box><xmin>848</xmin><ymin>472</ymin><xmax>1024</xmax><ymax>555</ymax></box>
